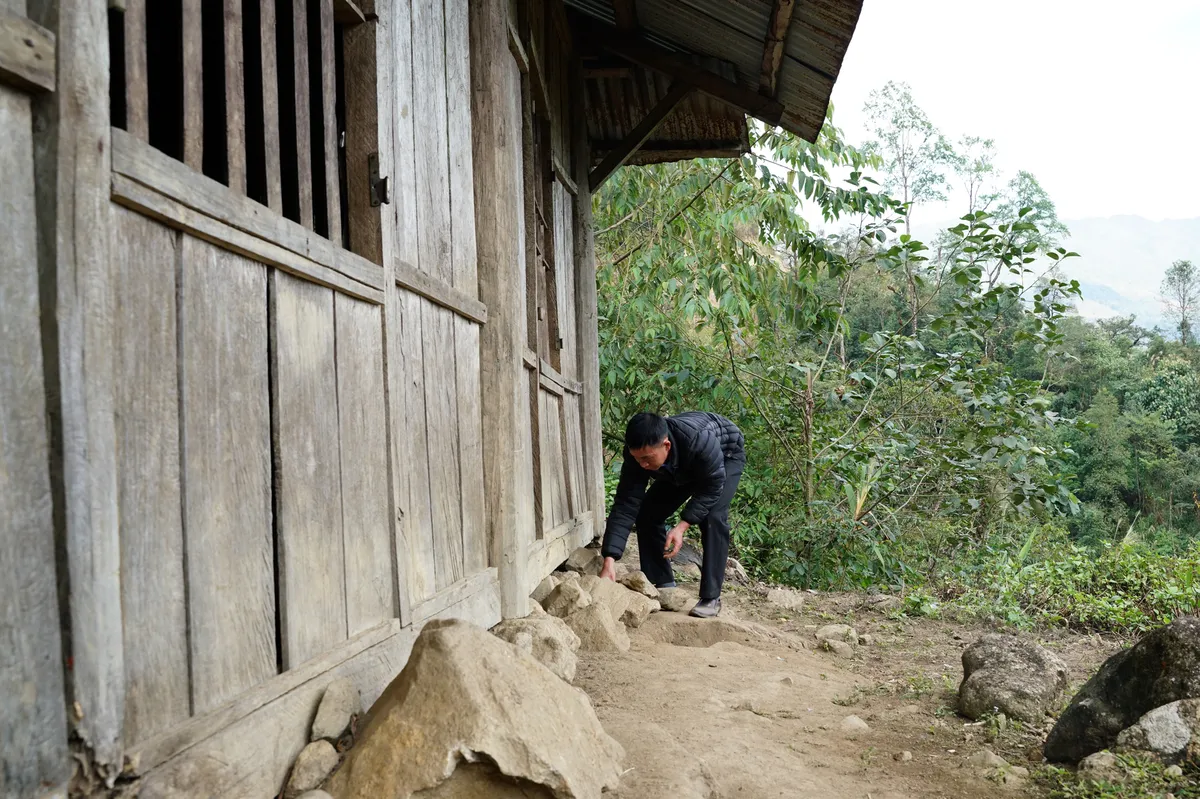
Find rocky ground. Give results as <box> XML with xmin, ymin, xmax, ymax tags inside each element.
<box><xmin>574</xmin><ymin>576</ymin><xmax>1196</xmax><ymax>798</ymax></box>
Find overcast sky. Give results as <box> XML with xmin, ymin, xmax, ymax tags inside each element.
<box><xmin>825</xmin><ymin>0</ymin><xmax>1200</xmax><ymax>224</ymax></box>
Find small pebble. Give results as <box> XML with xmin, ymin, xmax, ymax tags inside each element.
<box><xmin>1166</xmin><ymin>765</ymin><xmax>1184</xmax><ymax>778</ymax></box>
<box><xmin>894</xmin><ymin>751</ymin><xmax>913</xmax><ymax>762</ymax></box>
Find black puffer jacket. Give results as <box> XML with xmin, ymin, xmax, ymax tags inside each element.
<box><xmin>601</xmin><ymin>412</ymin><xmax>745</xmax><ymax>560</ymax></box>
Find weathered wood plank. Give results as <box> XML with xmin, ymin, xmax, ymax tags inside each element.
<box><xmin>112</xmin><ymin>129</ymin><xmax>386</xmax><ymax>293</ymax></box>
<box><xmin>0</xmin><ymin>9</ymin><xmax>54</xmax><ymax>93</ymax></box>
<box><xmin>135</xmin><ymin>585</ymin><xmax>499</xmax><ymax>799</ymax></box>
<box><xmin>572</xmin><ymin>59</ymin><xmax>607</xmax><ymax>523</ymax></box>
<box><xmin>259</xmin><ymin>0</ymin><xmax>282</xmax><ymax>211</ymax></box>
<box><xmin>394</xmin><ymin>257</ymin><xmax>488</xmax><ymax>324</ymax></box>
<box><xmin>540</xmin><ymin>358</ymin><xmax>582</xmax><ymax>395</ymax></box>
<box><xmin>293</xmin><ymin>0</ymin><xmax>313</xmax><ymax>228</ymax></box>
<box><xmin>113</xmin><ymin>208</ymin><xmax>190</xmax><ymax>745</ymax></box>
<box><xmin>319</xmin><ymin>0</ymin><xmax>341</xmax><ymax>243</ymax></box>
<box><xmin>410</xmin><ymin>566</ymin><xmax>498</xmax><ymax>623</ymax></box>
<box><xmin>527</xmin><ymin>512</ymin><xmax>593</xmax><ymax>592</ymax></box>
<box><xmin>445</xmin><ymin>0</ymin><xmax>476</xmax><ymax>295</ymax></box>
<box><xmin>552</xmin><ymin>180</ymin><xmax>577</xmax><ymax>375</ymax></box>
<box><xmin>759</xmin><ymin>0</ymin><xmax>796</xmax><ymax>97</ymax></box>
<box><xmin>224</xmin><ymin>0</ymin><xmax>246</xmax><ymax>192</ymax></box>
<box><xmin>112</xmin><ymin>173</ymin><xmax>383</xmax><ymax>305</ymax></box>
<box><xmin>271</xmin><ymin>272</ymin><xmax>348</xmax><ymax>668</ymax></box>
<box><xmin>36</xmin><ymin>0</ymin><xmax>125</xmax><ymax>768</ymax></box>
<box><xmin>527</xmin><ymin>367</ymin><xmax>543</xmax><ymax>539</ymax></box>
<box><xmin>397</xmin><ymin>289</ymin><xmax>437</xmax><ymax>607</ymax></box>
<box><xmin>423</xmin><ymin>302</ymin><xmax>464</xmax><ymax>589</ymax></box>
<box><xmin>455</xmin><ymin>319</ymin><xmax>487</xmax><ymax>573</ymax></box>
<box><xmin>472</xmin><ymin>0</ymin><xmax>529</xmax><ymax>617</ymax></box>
<box><xmin>123</xmin><ymin>0</ymin><xmax>147</xmax><ymax>138</ymax></box>
<box><xmin>341</xmin><ymin>17</ymin><xmax>381</xmax><ymax>262</ymax></box>
<box><xmin>563</xmin><ymin>393</ymin><xmax>588</xmax><ymax>520</ymax></box>
<box><xmin>0</xmin><ymin>80</ymin><xmax>69</xmax><ymax>795</ymax></box>
<box><xmin>539</xmin><ymin>390</ymin><xmax>569</xmax><ymax>531</ymax></box>
<box><xmin>335</xmin><ymin>295</ymin><xmax>397</xmax><ymax>633</ymax></box>
<box><xmin>130</xmin><ymin>619</ymin><xmax>398</xmax><ymax>776</ymax></box>
<box><xmin>180</xmin><ymin>235</ymin><xmax>276</xmax><ymax>715</ymax></box>
<box><xmin>182</xmin><ymin>0</ymin><xmax>203</xmax><ymax>170</ymax></box>
<box><xmin>412</xmin><ymin>0</ymin><xmax>451</xmax><ymax>283</ymax></box>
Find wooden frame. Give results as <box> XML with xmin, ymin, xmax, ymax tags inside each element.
<box><xmin>0</xmin><ymin>10</ymin><xmax>55</xmax><ymax>92</ymax></box>
<box><xmin>759</xmin><ymin>0</ymin><xmax>797</xmax><ymax>97</ymax></box>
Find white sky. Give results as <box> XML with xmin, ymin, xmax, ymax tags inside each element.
<box><xmin>826</xmin><ymin>0</ymin><xmax>1200</xmax><ymax>224</ymax></box>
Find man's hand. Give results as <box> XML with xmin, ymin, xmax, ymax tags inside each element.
<box><xmin>664</xmin><ymin>521</ymin><xmax>690</xmax><ymax>559</ymax></box>
<box><xmin>599</xmin><ymin>556</ymin><xmax>618</xmax><ymax>581</ymax></box>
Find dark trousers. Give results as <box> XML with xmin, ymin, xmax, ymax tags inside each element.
<box><xmin>635</xmin><ymin>458</ymin><xmax>744</xmax><ymax>600</ymax></box>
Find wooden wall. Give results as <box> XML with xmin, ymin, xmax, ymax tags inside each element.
<box><xmin>2</xmin><ymin>0</ymin><xmax>603</xmax><ymax>794</ymax></box>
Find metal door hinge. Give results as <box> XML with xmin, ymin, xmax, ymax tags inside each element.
<box><xmin>368</xmin><ymin>153</ymin><xmax>390</xmax><ymax>207</ymax></box>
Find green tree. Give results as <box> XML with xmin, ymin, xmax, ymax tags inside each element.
<box><xmin>1160</xmin><ymin>259</ymin><xmax>1199</xmax><ymax>346</ymax></box>
<box><xmin>994</xmin><ymin>171</ymin><xmax>1069</xmax><ymax>255</ymax></box>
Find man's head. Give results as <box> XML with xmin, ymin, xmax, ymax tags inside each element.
<box><xmin>625</xmin><ymin>412</ymin><xmax>670</xmax><ymax>470</ymax></box>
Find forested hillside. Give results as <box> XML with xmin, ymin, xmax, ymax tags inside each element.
<box><xmin>593</xmin><ymin>85</ymin><xmax>1200</xmax><ymax>635</ymax></box>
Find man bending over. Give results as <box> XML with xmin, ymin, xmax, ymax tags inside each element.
<box><xmin>598</xmin><ymin>411</ymin><xmax>745</xmax><ymax>618</ymax></box>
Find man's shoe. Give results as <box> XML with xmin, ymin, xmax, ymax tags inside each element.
<box><xmin>689</xmin><ymin>598</ymin><xmax>721</xmax><ymax>618</ymax></box>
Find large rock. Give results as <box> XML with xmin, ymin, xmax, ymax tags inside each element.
<box><xmin>766</xmin><ymin>588</ymin><xmax>805</xmax><ymax>613</ymax></box>
<box><xmin>1077</xmin><ymin>751</ymin><xmax>1125</xmax><ymax>785</ymax></box>
<box><xmin>621</xmin><ymin>593</ymin><xmax>659</xmax><ymax>629</ymax></box>
<box><xmin>579</xmin><ymin>575</ymin><xmax>635</xmax><ymax>623</ymax></box>
<box><xmin>544</xmin><ymin>581</ymin><xmax>592</xmax><ymax>618</ymax></box>
<box><xmin>958</xmin><ymin>634</ymin><xmax>1067</xmax><ymax>723</ymax></box>
<box><xmin>285</xmin><ymin>740</ymin><xmax>339</xmax><ymax>799</ymax></box>
<box><xmin>565</xmin><ymin>603</ymin><xmax>631</xmax><ymax>653</ymax></box>
<box><xmin>725</xmin><ymin>557</ymin><xmax>749</xmax><ymax>585</ymax></box>
<box><xmin>325</xmin><ymin>620</ymin><xmax>623</xmax><ymax>799</ymax></box>
<box><xmin>413</xmin><ymin>763</ymin><xmax>555</xmax><ymax>798</ymax></box>
<box><xmin>310</xmin><ymin>678</ymin><xmax>361</xmax><ymax>742</ymax></box>
<box><xmin>491</xmin><ymin>614</ymin><xmax>582</xmax><ymax>683</ymax></box>
<box><xmin>1116</xmin><ymin>698</ymin><xmax>1200</xmax><ymax>764</ymax></box>
<box><xmin>1045</xmin><ymin>617</ymin><xmax>1200</xmax><ymax>763</ymax></box>
<box><xmin>531</xmin><ymin>574</ymin><xmax>561</xmax><ymax>604</ymax></box>
<box><xmin>658</xmin><ymin>587</ymin><xmax>692</xmax><ymax>613</ymax></box>
<box><xmin>564</xmin><ymin>547</ymin><xmax>604</xmax><ymax>575</ymax></box>
<box><xmin>620</xmin><ymin>571</ymin><xmax>659</xmax><ymax>599</ymax></box>
<box><xmin>815</xmin><ymin>624</ymin><xmax>858</xmax><ymax>645</ymax></box>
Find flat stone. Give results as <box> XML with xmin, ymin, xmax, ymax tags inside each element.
<box><xmin>959</xmin><ymin>634</ymin><xmax>1067</xmax><ymax>724</ymax></box>
<box><xmin>531</xmin><ymin>574</ymin><xmax>560</xmax><ymax>604</ymax></box>
<box><xmin>822</xmin><ymin>640</ymin><xmax>854</xmax><ymax>658</ymax></box>
<box><xmin>815</xmin><ymin>624</ymin><xmax>858</xmax><ymax>644</ymax></box>
<box><xmin>310</xmin><ymin>678</ymin><xmax>361</xmax><ymax>743</ymax></box>
<box><xmin>543</xmin><ymin>581</ymin><xmax>592</xmax><ymax>618</ymax></box>
<box><xmin>284</xmin><ymin>740</ymin><xmax>339</xmax><ymax>799</ymax></box>
<box><xmin>325</xmin><ymin>620</ymin><xmax>623</xmax><ymax>799</ymax></box>
<box><xmin>840</xmin><ymin>715</ymin><xmax>869</xmax><ymax>733</ymax></box>
<box><xmin>658</xmin><ymin>587</ymin><xmax>692</xmax><ymax>613</ymax></box>
<box><xmin>491</xmin><ymin>614</ymin><xmax>582</xmax><ymax>683</ymax></box>
<box><xmin>1077</xmin><ymin>751</ymin><xmax>1125</xmax><ymax>785</ymax></box>
<box><xmin>619</xmin><ymin>571</ymin><xmax>659</xmax><ymax>599</ymax></box>
<box><xmin>966</xmin><ymin>749</ymin><xmax>1008</xmax><ymax>770</ymax></box>
<box><xmin>865</xmin><ymin>594</ymin><xmax>902</xmax><ymax>612</ymax></box>
<box><xmin>565</xmin><ymin>603</ymin><xmax>631</xmax><ymax>653</ymax></box>
<box><xmin>766</xmin><ymin>588</ymin><xmax>805</xmax><ymax>612</ymax></box>
<box><xmin>564</xmin><ymin>546</ymin><xmax>604</xmax><ymax>575</ymax></box>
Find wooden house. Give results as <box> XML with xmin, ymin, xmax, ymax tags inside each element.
<box><xmin>0</xmin><ymin>0</ymin><xmax>862</xmax><ymax>795</ymax></box>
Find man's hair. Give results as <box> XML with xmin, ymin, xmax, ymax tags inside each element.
<box><xmin>625</xmin><ymin>412</ymin><xmax>669</xmax><ymax>450</ymax></box>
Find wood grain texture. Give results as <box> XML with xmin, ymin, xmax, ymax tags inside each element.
<box><xmin>113</xmin><ymin>208</ymin><xmax>190</xmax><ymax>745</ymax></box>
<box><xmin>552</xmin><ymin>180</ymin><xmax>577</xmax><ymax>375</ymax></box>
<box><xmin>397</xmin><ymin>289</ymin><xmax>436</xmax><ymax>606</ymax></box>
<box><xmin>135</xmin><ymin>585</ymin><xmax>499</xmax><ymax>799</ymax></box>
<box><xmin>412</xmin><ymin>0</ymin><xmax>451</xmax><ymax>283</ymax></box>
<box><xmin>563</xmin><ymin>393</ymin><xmax>587</xmax><ymax>520</ymax></box>
<box><xmin>334</xmin><ymin>295</ymin><xmax>396</xmax><ymax>632</ymax></box>
<box><xmin>0</xmin><ymin>9</ymin><xmax>54</xmax><ymax>93</ymax></box>
<box><xmin>393</xmin><ymin>257</ymin><xmax>487</xmax><ymax>323</ymax></box>
<box><xmin>224</xmin><ymin>0</ymin><xmax>246</xmax><ymax>192</ymax></box>
<box><xmin>111</xmin><ymin>174</ymin><xmax>381</xmax><ymax>304</ymax></box>
<box><xmin>527</xmin><ymin>367</ymin><xmax>543</xmax><ymax>538</ymax></box>
<box><xmin>43</xmin><ymin>0</ymin><xmax>125</xmax><ymax>766</ymax></box>
<box><xmin>0</xmin><ymin>80</ymin><xmax>69</xmax><ymax>795</ymax></box>
<box><xmin>423</xmin><ymin>302</ymin><xmax>464</xmax><ymax>589</ymax></box>
<box><xmin>539</xmin><ymin>389</ymin><xmax>569</xmax><ymax>531</ymax></box>
<box><xmin>471</xmin><ymin>0</ymin><xmax>529</xmax><ymax>617</ymax></box>
<box><xmin>319</xmin><ymin>0</ymin><xmax>340</xmax><ymax>243</ymax></box>
<box><xmin>455</xmin><ymin>319</ymin><xmax>487</xmax><ymax>573</ymax></box>
<box><xmin>271</xmin><ymin>272</ymin><xmax>348</xmax><ymax>668</ymax></box>
<box><xmin>292</xmin><ymin>0</ymin><xmax>313</xmax><ymax>228</ymax></box>
<box><xmin>182</xmin><ymin>0</ymin><xmax>203</xmax><ymax>170</ymax></box>
<box><xmin>122</xmin><ymin>0</ymin><xmax>147</xmax><ymax>138</ymax></box>
<box><xmin>444</xmin><ymin>0</ymin><xmax>476</xmax><ymax>295</ymax></box>
<box><xmin>259</xmin><ymin>0</ymin><xmax>282</xmax><ymax>211</ymax></box>
<box><xmin>179</xmin><ymin>235</ymin><xmax>276</xmax><ymax>715</ymax></box>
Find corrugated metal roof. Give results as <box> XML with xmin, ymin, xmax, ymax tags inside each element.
<box><xmin>566</xmin><ymin>0</ymin><xmax>861</xmax><ymax>157</ymax></box>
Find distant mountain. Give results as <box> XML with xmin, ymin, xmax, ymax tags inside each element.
<box><xmin>910</xmin><ymin>215</ymin><xmax>1200</xmax><ymax>333</ymax></box>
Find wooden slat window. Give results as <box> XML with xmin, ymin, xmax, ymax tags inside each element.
<box><xmin>109</xmin><ymin>0</ymin><xmax>379</xmax><ymax>263</ymax></box>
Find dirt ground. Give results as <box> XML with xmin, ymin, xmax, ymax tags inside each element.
<box><xmin>575</xmin><ymin>579</ymin><xmax>1129</xmax><ymax>799</ymax></box>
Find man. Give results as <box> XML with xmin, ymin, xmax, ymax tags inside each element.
<box><xmin>598</xmin><ymin>411</ymin><xmax>745</xmax><ymax>618</ymax></box>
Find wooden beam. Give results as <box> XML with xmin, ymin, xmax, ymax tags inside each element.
<box><xmin>123</xmin><ymin>0</ymin><xmax>147</xmax><ymax>137</ymax></box>
<box><xmin>588</xmin><ymin>80</ymin><xmax>690</xmax><ymax>192</ymax></box>
<box><xmin>580</xmin><ymin>18</ymin><xmax>783</xmax><ymax>127</ymax></box>
<box><xmin>759</xmin><ymin>0</ymin><xmax>795</xmax><ymax>97</ymax></box>
<box><xmin>260</xmin><ymin>0</ymin><xmax>282</xmax><ymax>210</ymax></box>
<box><xmin>0</xmin><ymin>9</ymin><xmax>55</xmax><ymax>92</ymax></box>
<box><xmin>225</xmin><ymin>0</ymin><xmax>246</xmax><ymax>192</ymax></box>
<box><xmin>612</xmin><ymin>0</ymin><xmax>637</xmax><ymax>30</ymax></box>
<box><xmin>182</xmin><ymin>0</ymin><xmax>203</xmax><ymax>169</ymax></box>
<box><xmin>333</xmin><ymin>0</ymin><xmax>366</xmax><ymax>24</ymax></box>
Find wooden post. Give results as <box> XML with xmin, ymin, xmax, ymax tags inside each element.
<box><xmin>29</xmin><ymin>0</ymin><xmax>125</xmax><ymax>775</ymax></box>
<box><xmin>471</xmin><ymin>0</ymin><xmax>528</xmax><ymax>618</ymax></box>
<box><xmin>572</xmin><ymin>56</ymin><xmax>606</xmax><ymax>535</ymax></box>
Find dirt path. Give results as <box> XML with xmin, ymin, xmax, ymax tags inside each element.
<box><xmin>575</xmin><ymin>583</ymin><xmax>1124</xmax><ymax>799</ymax></box>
